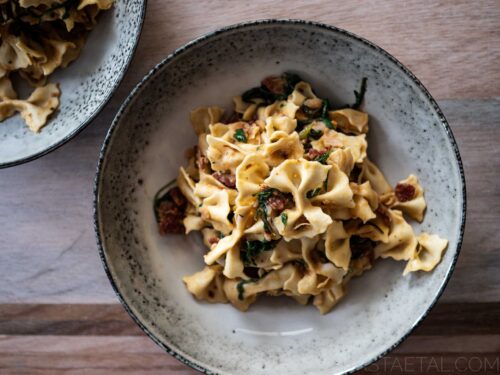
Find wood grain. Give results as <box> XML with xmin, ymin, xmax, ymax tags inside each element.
<box><xmin>119</xmin><ymin>0</ymin><xmax>500</xmax><ymax>101</ymax></box>
<box><xmin>0</xmin><ymin>0</ymin><xmax>499</xmax><ymax>373</ymax></box>
<box><xmin>1</xmin><ymin>335</ymin><xmax>499</xmax><ymax>375</ymax></box>
<box><xmin>0</xmin><ymin>303</ymin><xmax>499</xmax><ymax>374</ymax></box>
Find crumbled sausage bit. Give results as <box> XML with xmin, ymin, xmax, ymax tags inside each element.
<box><xmin>304</xmin><ymin>148</ymin><xmax>329</xmax><ymax>161</ymax></box>
<box><xmin>395</xmin><ymin>183</ymin><xmax>416</xmax><ymax>202</ymax></box>
<box><xmin>261</xmin><ymin>76</ymin><xmax>286</xmax><ymax>94</ymax></box>
<box><xmin>267</xmin><ymin>190</ymin><xmax>294</xmax><ymax>214</ymax></box>
<box><xmin>196</xmin><ymin>146</ymin><xmax>211</xmax><ymax>173</ymax></box>
<box><xmin>169</xmin><ymin>186</ymin><xmax>187</xmax><ymax>206</ymax></box>
<box><xmin>212</xmin><ymin>171</ymin><xmax>236</xmax><ymax>189</ymax></box>
<box><xmin>157</xmin><ymin>187</ymin><xmax>187</xmax><ymax>235</ymax></box>
<box><xmin>208</xmin><ymin>237</ymin><xmax>219</xmax><ymax>246</ymax></box>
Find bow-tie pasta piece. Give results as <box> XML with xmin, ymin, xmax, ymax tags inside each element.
<box><xmin>297</xmin><ymin>237</ymin><xmax>346</xmax><ymax>296</ymax></box>
<box><xmin>232</xmin><ymin>96</ymin><xmax>265</xmax><ymax>122</ymax></box>
<box><xmin>193</xmin><ymin>172</ymin><xmax>236</xmax><ymax>236</ymax></box>
<box><xmin>313</xmin><ymin>284</ymin><xmax>345</xmax><ymax>314</ymax></box>
<box><xmin>277</xmin><ymin>266</ymin><xmax>310</xmax><ymax>305</ymax></box>
<box><xmin>331</xmin><ymin>181</ymin><xmax>379</xmax><ymax>222</ymax></box>
<box><xmin>0</xmin><ymin>76</ymin><xmax>17</xmax><ymax>118</ymax></box>
<box><xmin>403</xmin><ymin>233</ymin><xmax>448</xmax><ymax>275</ymax></box>
<box><xmin>0</xmin><ymin>30</ymin><xmax>31</xmax><ymax>75</ymax></box>
<box><xmin>0</xmin><ymin>83</ymin><xmax>60</xmax><ymax>132</ymax></box>
<box><xmin>177</xmin><ymin>167</ymin><xmax>201</xmax><ymax>207</ymax></box>
<box><xmin>347</xmin><ymin>208</ymin><xmax>391</xmax><ymax>244</ymax></box>
<box><xmin>329</xmin><ymin>148</ymin><xmax>355</xmax><ymax>176</ymax></box>
<box><xmin>210</xmin><ymin>122</ymin><xmax>262</xmax><ymax>146</ymax></box>
<box><xmin>392</xmin><ymin>175</ymin><xmax>426</xmax><ymax>222</ymax></box>
<box><xmin>324</xmin><ymin>220</ymin><xmax>351</xmax><ymax>271</ymax></box>
<box><xmin>257</xmin><ymin>100</ymin><xmax>299</xmax><ymax>122</ymax></box>
<box><xmin>265</xmin><ymin>159</ymin><xmax>333</xmax><ymax>240</ymax></box>
<box><xmin>311</xmin><ymin>163</ymin><xmax>354</xmax><ymax>208</ymax></box>
<box><xmin>247</xmin><ymin>240</ymin><xmax>303</xmax><ymax>272</ymax></box>
<box><xmin>358</xmin><ymin>158</ymin><xmax>392</xmax><ymax>195</ymax></box>
<box><xmin>349</xmin><ymin>181</ymin><xmax>379</xmax><ymax>223</ymax></box>
<box><xmin>263</xmin><ymin>114</ymin><xmax>297</xmax><ymax>142</ymax></box>
<box><xmin>183</xmin><ymin>213</ymin><xmax>205</xmax><ymax>234</ymax></box>
<box><xmin>374</xmin><ymin>209</ymin><xmax>418</xmax><ymax>261</ymax></box>
<box><xmin>224</xmin><ymin>263</ymin><xmax>300</xmax><ymax>311</ymax></box>
<box><xmin>206</xmin><ymin>135</ymin><xmax>258</xmax><ymax>172</ymax></box>
<box><xmin>235</xmin><ymin>154</ymin><xmax>270</xmax><ymax>208</ymax></box>
<box><xmin>18</xmin><ymin>35</ymin><xmax>81</xmax><ymax>86</ymax></box>
<box><xmin>183</xmin><ymin>265</ymin><xmax>228</xmax><ymax>303</ymax></box>
<box><xmin>203</xmin><ymin>206</ymin><xmax>252</xmax><ymax>265</ymax></box>
<box><xmin>194</xmin><ymin>172</ymin><xmax>237</xmax><ymax>205</ymax></box>
<box><xmin>198</xmin><ymin>189</ymin><xmax>233</xmax><ymax>236</ymax></box>
<box><xmin>289</xmin><ymin>81</ymin><xmax>319</xmax><ymax>107</ymax></box>
<box><xmin>269</xmin><ymin>239</ymin><xmax>303</xmax><ymax>269</ymax></box>
<box><xmin>328</xmin><ymin>108</ymin><xmax>369</xmax><ymax>135</ymax></box>
<box><xmin>261</xmin><ymin>132</ymin><xmax>304</xmax><ymax>167</ymax></box>
<box><xmin>190</xmin><ymin>107</ymin><xmax>225</xmax><ymax>135</ymax></box>
<box><xmin>0</xmin><ymin>77</ymin><xmax>16</xmax><ymax>99</ymax></box>
<box><xmin>311</xmin><ymin>128</ymin><xmax>367</xmax><ymax>163</ymax></box>
<box><xmin>223</xmin><ymin>244</ymin><xmax>246</xmax><ymax>279</ymax></box>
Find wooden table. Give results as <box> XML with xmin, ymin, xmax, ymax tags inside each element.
<box><xmin>1</xmin><ymin>1</ymin><xmax>499</xmax><ymax>374</ymax></box>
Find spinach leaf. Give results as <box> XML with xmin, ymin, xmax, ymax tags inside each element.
<box><xmin>306</xmin><ymin>187</ymin><xmax>321</xmax><ymax>199</ymax></box>
<box><xmin>282</xmin><ymin>72</ymin><xmax>302</xmax><ymax>92</ymax></box>
<box><xmin>321</xmin><ymin>99</ymin><xmax>330</xmax><ymax>119</ymax></box>
<box><xmin>323</xmin><ymin>177</ymin><xmax>329</xmax><ymax>191</ymax></box>
<box><xmin>240</xmin><ymin>239</ymin><xmax>278</xmax><ymax>266</ymax></box>
<box><xmin>299</xmin><ymin>124</ymin><xmax>323</xmax><ymax>140</ymax></box>
<box><xmin>241</xmin><ymin>86</ymin><xmax>275</xmax><ymax>103</ymax></box>
<box><xmin>321</xmin><ymin>117</ymin><xmax>335</xmax><ymax>129</ymax></box>
<box><xmin>242</xmin><ymin>72</ymin><xmax>303</xmax><ymax>104</ymax></box>
<box><xmin>237</xmin><ymin>279</ymin><xmax>256</xmax><ymax>300</ymax></box>
<box><xmin>253</xmin><ymin>188</ymin><xmax>277</xmax><ymax>233</ymax></box>
<box><xmin>233</xmin><ymin>128</ymin><xmax>247</xmax><ymax>143</ymax></box>
<box><xmin>281</xmin><ymin>212</ymin><xmax>288</xmax><ymax>226</ymax></box>
<box><xmin>351</xmin><ymin>77</ymin><xmax>368</xmax><ymax>109</ymax></box>
<box><xmin>314</xmin><ymin>151</ymin><xmax>332</xmax><ymax>165</ymax></box>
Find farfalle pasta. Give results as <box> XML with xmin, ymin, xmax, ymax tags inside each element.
<box><xmin>0</xmin><ymin>0</ymin><xmax>113</xmax><ymax>132</ymax></box>
<box><xmin>154</xmin><ymin>73</ymin><xmax>449</xmax><ymax>314</ymax></box>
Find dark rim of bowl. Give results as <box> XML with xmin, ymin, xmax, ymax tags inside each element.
<box><xmin>94</xmin><ymin>19</ymin><xmax>467</xmax><ymax>375</ymax></box>
<box><xmin>0</xmin><ymin>0</ymin><xmax>148</xmax><ymax>169</ymax></box>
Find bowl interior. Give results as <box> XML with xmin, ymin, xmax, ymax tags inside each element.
<box><xmin>0</xmin><ymin>0</ymin><xmax>145</xmax><ymax>168</ymax></box>
<box><xmin>96</xmin><ymin>21</ymin><xmax>464</xmax><ymax>375</ymax></box>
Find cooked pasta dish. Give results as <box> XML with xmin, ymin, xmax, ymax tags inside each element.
<box><xmin>0</xmin><ymin>0</ymin><xmax>113</xmax><ymax>132</ymax></box>
<box><xmin>154</xmin><ymin>73</ymin><xmax>448</xmax><ymax>314</ymax></box>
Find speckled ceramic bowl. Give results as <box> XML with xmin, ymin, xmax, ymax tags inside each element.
<box><xmin>94</xmin><ymin>20</ymin><xmax>466</xmax><ymax>375</ymax></box>
<box><xmin>0</xmin><ymin>0</ymin><xmax>146</xmax><ymax>168</ymax></box>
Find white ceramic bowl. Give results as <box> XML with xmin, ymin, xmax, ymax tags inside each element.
<box><xmin>94</xmin><ymin>20</ymin><xmax>466</xmax><ymax>375</ymax></box>
<box><xmin>0</xmin><ymin>0</ymin><xmax>147</xmax><ymax>168</ymax></box>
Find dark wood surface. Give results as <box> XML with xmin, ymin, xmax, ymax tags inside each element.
<box><xmin>0</xmin><ymin>0</ymin><xmax>499</xmax><ymax>373</ymax></box>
